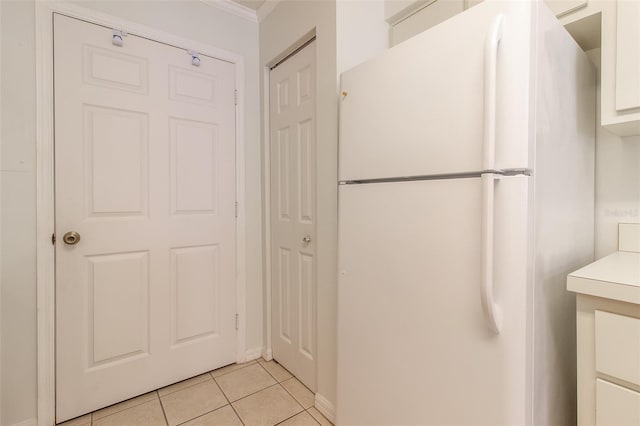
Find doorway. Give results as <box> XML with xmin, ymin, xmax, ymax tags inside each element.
<box><xmin>54</xmin><ymin>13</ymin><xmax>240</xmax><ymax>422</ymax></box>
<box><xmin>268</xmin><ymin>40</ymin><xmax>318</xmax><ymax>392</ymax></box>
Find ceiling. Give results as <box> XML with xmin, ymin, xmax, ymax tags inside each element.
<box><xmin>231</xmin><ymin>0</ymin><xmax>265</xmax><ymax>11</ymax></box>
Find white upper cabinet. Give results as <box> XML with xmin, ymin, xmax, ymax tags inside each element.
<box><xmin>390</xmin><ymin>0</ymin><xmax>465</xmax><ymax>45</ymax></box>
<box><xmin>545</xmin><ymin>0</ymin><xmax>589</xmax><ymax>17</ymax></box>
<box><xmin>388</xmin><ymin>0</ymin><xmax>587</xmax><ymax>46</ymax></box>
<box><xmin>385</xmin><ymin>0</ymin><xmax>640</xmax><ymax>136</ymax></box>
<box><xmin>561</xmin><ymin>0</ymin><xmax>640</xmax><ymax>136</ymax></box>
<box><xmin>615</xmin><ymin>0</ymin><xmax>640</xmax><ymax>114</ymax></box>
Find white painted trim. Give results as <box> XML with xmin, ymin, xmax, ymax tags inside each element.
<box><xmin>35</xmin><ymin>4</ymin><xmax>56</xmax><ymax>425</ymax></box>
<box><xmin>245</xmin><ymin>347</ymin><xmax>264</xmax><ymax>362</ymax></box>
<box><xmin>262</xmin><ymin>347</ymin><xmax>273</xmax><ymax>361</ymax></box>
<box><xmin>257</xmin><ymin>0</ymin><xmax>281</xmax><ymax>22</ymax></box>
<box><xmin>262</xmin><ymin>65</ymin><xmax>273</xmax><ymax>363</ymax></box>
<box><xmin>234</xmin><ymin>57</ymin><xmax>248</xmax><ymax>364</ymax></box>
<box><xmin>200</xmin><ymin>0</ymin><xmax>258</xmax><ymax>23</ymax></box>
<box><xmin>386</xmin><ymin>0</ymin><xmax>434</xmax><ymax>25</ymax></box>
<box><xmin>314</xmin><ymin>394</ymin><xmax>336</xmax><ymax>424</ymax></box>
<box><xmin>10</xmin><ymin>418</ymin><xmax>37</xmax><ymax>426</ymax></box>
<box><xmin>35</xmin><ymin>3</ymin><xmax>247</xmax><ymax>425</ymax></box>
<box><xmin>0</xmin><ymin>1</ymin><xmax>3</xmax><ymax>423</ymax></box>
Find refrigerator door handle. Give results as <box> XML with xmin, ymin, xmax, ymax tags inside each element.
<box><xmin>481</xmin><ymin>172</ymin><xmax>502</xmax><ymax>334</ymax></box>
<box><xmin>483</xmin><ymin>13</ymin><xmax>504</xmax><ymax>171</ymax></box>
<box><xmin>480</xmin><ymin>14</ymin><xmax>504</xmax><ymax>335</ymax></box>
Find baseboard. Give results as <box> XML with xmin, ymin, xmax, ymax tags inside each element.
<box><xmin>262</xmin><ymin>347</ymin><xmax>273</xmax><ymax>361</ymax></box>
<box><xmin>314</xmin><ymin>393</ymin><xmax>336</xmax><ymax>424</ymax></box>
<box><xmin>11</xmin><ymin>418</ymin><xmax>37</xmax><ymax>426</ymax></box>
<box><xmin>245</xmin><ymin>347</ymin><xmax>263</xmax><ymax>361</ymax></box>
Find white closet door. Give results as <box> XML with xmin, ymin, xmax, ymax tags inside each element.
<box><xmin>269</xmin><ymin>41</ymin><xmax>317</xmax><ymax>391</ymax></box>
<box><xmin>54</xmin><ymin>14</ymin><xmax>237</xmax><ymax>422</ymax></box>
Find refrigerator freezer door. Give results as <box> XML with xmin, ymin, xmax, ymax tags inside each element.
<box><xmin>339</xmin><ymin>1</ymin><xmax>535</xmax><ymax>182</ymax></box>
<box><xmin>337</xmin><ymin>176</ymin><xmax>531</xmax><ymax>425</ymax></box>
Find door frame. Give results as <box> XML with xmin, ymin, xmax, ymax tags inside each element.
<box><xmin>35</xmin><ymin>3</ymin><xmax>247</xmax><ymax>424</ymax></box>
<box><xmin>262</xmin><ymin>30</ymin><xmax>316</xmax><ymax>364</ymax></box>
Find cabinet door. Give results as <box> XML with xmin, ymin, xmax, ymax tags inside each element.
<box><xmin>595</xmin><ymin>310</ymin><xmax>640</xmax><ymax>387</ymax></box>
<box><xmin>596</xmin><ymin>379</ymin><xmax>640</xmax><ymax>426</ymax></box>
<box><xmin>391</xmin><ymin>0</ymin><xmax>465</xmax><ymax>46</ymax></box>
<box><xmin>616</xmin><ymin>0</ymin><xmax>640</xmax><ymax>112</ymax></box>
<box><xmin>544</xmin><ymin>0</ymin><xmax>588</xmax><ymax>17</ymax></box>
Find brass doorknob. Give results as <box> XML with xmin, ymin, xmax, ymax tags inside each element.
<box><xmin>63</xmin><ymin>231</ymin><xmax>81</xmax><ymax>245</ymax></box>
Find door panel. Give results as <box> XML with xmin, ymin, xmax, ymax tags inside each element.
<box><xmin>337</xmin><ymin>176</ymin><xmax>530</xmax><ymax>424</ymax></box>
<box><xmin>89</xmin><ymin>251</ymin><xmax>150</xmax><ymax>367</ymax></box>
<box><xmin>170</xmin><ymin>118</ymin><xmax>219</xmax><ymax>214</ymax></box>
<box><xmin>85</xmin><ymin>106</ymin><xmax>149</xmax><ymax>216</ymax></box>
<box><xmin>270</xmin><ymin>42</ymin><xmax>317</xmax><ymax>391</ymax></box>
<box><xmin>54</xmin><ymin>14</ymin><xmax>237</xmax><ymax>422</ymax></box>
<box><xmin>171</xmin><ymin>245</ymin><xmax>221</xmax><ymax>345</ymax></box>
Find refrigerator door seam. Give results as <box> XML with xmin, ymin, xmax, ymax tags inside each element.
<box><xmin>339</xmin><ymin>168</ymin><xmax>531</xmax><ymax>185</ymax></box>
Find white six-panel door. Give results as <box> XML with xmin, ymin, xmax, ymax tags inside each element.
<box><xmin>269</xmin><ymin>41</ymin><xmax>317</xmax><ymax>391</ymax></box>
<box><xmin>54</xmin><ymin>14</ymin><xmax>238</xmax><ymax>422</ymax></box>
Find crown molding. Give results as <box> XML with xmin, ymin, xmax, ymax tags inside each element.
<box><xmin>257</xmin><ymin>0</ymin><xmax>281</xmax><ymax>22</ymax></box>
<box><xmin>200</xmin><ymin>0</ymin><xmax>258</xmax><ymax>23</ymax></box>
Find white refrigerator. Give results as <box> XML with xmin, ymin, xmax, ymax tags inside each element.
<box><xmin>337</xmin><ymin>1</ymin><xmax>595</xmax><ymax>425</ymax></box>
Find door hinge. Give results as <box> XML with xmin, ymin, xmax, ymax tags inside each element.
<box><xmin>235</xmin><ymin>313</ymin><xmax>239</xmax><ymax>330</ymax></box>
<box><xmin>234</xmin><ymin>89</ymin><xmax>238</xmax><ymax>106</ymax></box>
<box><xmin>235</xmin><ymin>201</ymin><xmax>238</xmax><ymax>218</ymax></box>
<box><xmin>51</xmin><ymin>233</ymin><xmax>56</xmax><ymax>245</ymax></box>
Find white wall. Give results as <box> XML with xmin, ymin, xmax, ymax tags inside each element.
<box><xmin>336</xmin><ymin>0</ymin><xmax>388</xmax><ymax>73</ymax></box>
<box><xmin>0</xmin><ymin>2</ymin><xmax>260</xmax><ymax>424</ymax></box>
<box><xmin>1</xmin><ymin>1</ymin><xmax>38</xmax><ymax>424</ymax></box>
<box><xmin>259</xmin><ymin>0</ymin><xmax>387</xmax><ymax>415</ymax></box>
<box><xmin>588</xmin><ymin>49</ymin><xmax>640</xmax><ymax>259</ymax></box>
<box><xmin>259</xmin><ymin>0</ymin><xmax>339</xmax><ymax>411</ymax></box>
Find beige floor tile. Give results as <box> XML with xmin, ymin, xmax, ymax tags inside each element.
<box><xmin>307</xmin><ymin>407</ymin><xmax>333</xmax><ymax>426</ymax></box>
<box><xmin>258</xmin><ymin>360</ymin><xmax>293</xmax><ymax>382</ymax></box>
<box><xmin>210</xmin><ymin>360</ymin><xmax>256</xmax><ymax>378</ymax></box>
<box><xmin>93</xmin><ymin>399</ymin><xmax>166</xmax><ymax>426</ymax></box>
<box><xmin>232</xmin><ymin>385</ymin><xmax>303</xmax><ymax>426</ymax></box>
<box><xmin>281</xmin><ymin>378</ymin><xmax>315</xmax><ymax>409</ymax></box>
<box><xmin>215</xmin><ymin>363</ymin><xmax>277</xmax><ymax>402</ymax></box>
<box><xmin>278</xmin><ymin>411</ymin><xmax>320</xmax><ymax>426</ymax></box>
<box><xmin>158</xmin><ymin>373</ymin><xmax>212</xmax><ymax>397</ymax></box>
<box><xmin>92</xmin><ymin>391</ymin><xmax>158</xmax><ymax>420</ymax></box>
<box><xmin>182</xmin><ymin>405</ymin><xmax>243</xmax><ymax>426</ymax></box>
<box><xmin>160</xmin><ymin>380</ymin><xmax>228</xmax><ymax>426</ymax></box>
<box><xmin>56</xmin><ymin>413</ymin><xmax>91</xmax><ymax>426</ymax></box>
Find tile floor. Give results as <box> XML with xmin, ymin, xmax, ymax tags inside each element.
<box><xmin>58</xmin><ymin>358</ymin><xmax>333</xmax><ymax>426</ymax></box>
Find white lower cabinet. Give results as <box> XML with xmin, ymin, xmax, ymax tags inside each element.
<box><xmin>571</xmin><ymin>296</ymin><xmax>640</xmax><ymax>425</ymax></box>
<box><xmin>595</xmin><ymin>310</ymin><xmax>640</xmax><ymax>387</ymax></box>
<box><xmin>594</xmin><ymin>310</ymin><xmax>640</xmax><ymax>425</ymax></box>
<box><xmin>596</xmin><ymin>379</ymin><xmax>640</xmax><ymax>426</ymax></box>
<box><xmin>568</xmin><ymin>224</ymin><xmax>640</xmax><ymax>425</ymax></box>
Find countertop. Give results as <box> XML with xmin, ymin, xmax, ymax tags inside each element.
<box><xmin>567</xmin><ymin>251</ymin><xmax>640</xmax><ymax>305</ymax></box>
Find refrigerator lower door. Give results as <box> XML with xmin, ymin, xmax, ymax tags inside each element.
<box><xmin>337</xmin><ymin>176</ymin><xmax>531</xmax><ymax>425</ymax></box>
